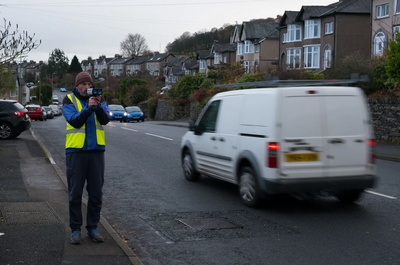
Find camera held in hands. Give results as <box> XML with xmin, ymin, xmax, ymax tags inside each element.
<box><xmin>87</xmin><ymin>86</ymin><xmax>102</xmax><ymax>110</ymax></box>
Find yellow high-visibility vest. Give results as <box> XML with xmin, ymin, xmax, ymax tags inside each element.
<box><xmin>65</xmin><ymin>94</ymin><xmax>105</xmax><ymax>149</ymax></box>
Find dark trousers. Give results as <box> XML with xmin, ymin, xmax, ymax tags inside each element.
<box><xmin>66</xmin><ymin>151</ymin><xmax>104</xmax><ymax>232</ymax></box>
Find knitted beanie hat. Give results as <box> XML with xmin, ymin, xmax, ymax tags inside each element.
<box><xmin>75</xmin><ymin>72</ymin><xmax>93</xmax><ymax>87</ymax></box>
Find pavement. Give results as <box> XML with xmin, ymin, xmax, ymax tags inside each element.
<box><xmin>0</xmin><ymin>118</ymin><xmax>399</xmax><ymax>265</ymax></box>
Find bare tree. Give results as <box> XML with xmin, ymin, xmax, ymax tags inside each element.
<box><xmin>120</xmin><ymin>33</ymin><xmax>149</xmax><ymax>57</ymax></box>
<box><xmin>0</xmin><ymin>19</ymin><xmax>41</xmax><ymax>65</ymax></box>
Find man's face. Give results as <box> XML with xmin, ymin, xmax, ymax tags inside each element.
<box><xmin>76</xmin><ymin>82</ymin><xmax>92</xmax><ymax>96</ymax></box>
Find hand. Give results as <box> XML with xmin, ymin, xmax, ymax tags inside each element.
<box><xmin>88</xmin><ymin>95</ymin><xmax>101</xmax><ymax>108</ymax></box>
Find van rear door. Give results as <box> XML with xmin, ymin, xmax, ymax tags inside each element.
<box><xmin>322</xmin><ymin>89</ymin><xmax>370</xmax><ymax>177</ymax></box>
<box><xmin>279</xmin><ymin>88</ymin><xmax>326</xmax><ymax>178</ymax></box>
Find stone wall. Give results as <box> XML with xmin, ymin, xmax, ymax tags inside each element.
<box><xmin>368</xmin><ymin>98</ymin><xmax>400</xmax><ymax>143</ymax></box>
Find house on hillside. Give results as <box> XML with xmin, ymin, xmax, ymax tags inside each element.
<box><xmin>146</xmin><ymin>53</ymin><xmax>175</xmax><ymax>77</ymax></box>
<box><xmin>108</xmin><ymin>55</ymin><xmax>135</xmax><ymax>77</ymax></box>
<box><xmin>126</xmin><ymin>57</ymin><xmax>148</xmax><ymax>76</ymax></box>
<box><xmin>371</xmin><ymin>0</ymin><xmax>400</xmax><ymax>56</ymax></box>
<box><xmin>164</xmin><ymin>56</ymin><xmax>190</xmax><ymax>86</ymax></box>
<box><xmin>210</xmin><ymin>42</ymin><xmax>237</xmax><ymax>68</ymax></box>
<box><xmin>183</xmin><ymin>61</ymin><xmax>199</xmax><ymax>75</ymax></box>
<box><xmin>279</xmin><ymin>0</ymin><xmax>371</xmax><ymax>72</ymax></box>
<box><xmin>81</xmin><ymin>57</ymin><xmax>95</xmax><ymax>75</ymax></box>
<box><xmin>233</xmin><ymin>19</ymin><xmax>280</xmax><ymax>73</ymax></box>
<box><xmin>94</xmin><ymin>55</ymin><xmax>115</xmax><ymax>78</ymax></box>
<box><xmin>196</xmin><ymin>50</ymin><xmax>213</xmax><ymax>75</ymax></box>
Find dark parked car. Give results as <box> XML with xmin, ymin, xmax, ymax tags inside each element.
<box><xmin>108</xmin><ymin>104</ymin><xmax>126</xmax><ymax>122</ymax></box>
<box><xmin>0</xmin><ymin>99</ymin><xmax>31</xmax><ymax>139</ymax></box>
<box><xmin>124</xmin><ymin>106</ymin><xmax>145</xmax><ymax>122</ymax></box>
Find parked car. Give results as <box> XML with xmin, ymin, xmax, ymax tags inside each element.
<box><xmin>0</xmin><ymin>99</ymin><xmax>31</xmax><ymax>139</ymax></box>
<box><xmin>181</xmin><ymin>85</ymin><xmax>376</xmax><ymax>208</ymax></box>
<box><xmin>108</xmin><ymin>105</ymin><xmax>126</xmax><ymax>122</ymax></box>
<box><xmin>124</xmin><ymin>106</ymin><xmax>145</xmax><ymax>122</ymax></box>
<box><xmin>26</xmin><ymin>105</ymin><xmax>45</xmax><ymax>121</ymax></box>
<box><xmin>42</xmin><ymin>106</ymin><xmax>54</xmax><ymax>119</ymax></box>
<box><xmin>60</xmin><ymin>88</ymin><xmax>67</xmax><ymax>92</ymax></box>
<box><xmin>49</xmin><ymin>104</ymin><xmax>61</xmax><ymax>116</ymax></box>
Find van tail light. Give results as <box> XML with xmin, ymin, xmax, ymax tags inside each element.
<box><xmin>267</xmin><ymin>142</ymin><xmax>280</xmax><ymax>168</ymax></box>
<box><xmin>14</xmin><ymin>111</ymin><xmax>25</xmax><ymax>117</ymax></box>
<box><xmin>367</xmin><ymin>139</ymin><xmax>376</xmax><ymax>164</ymax></box>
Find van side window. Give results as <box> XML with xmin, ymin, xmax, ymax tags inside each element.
<box><xmin>198</xmin><ymin>100</ymin><xmax>220</xmax><ymax>133</ymax></box>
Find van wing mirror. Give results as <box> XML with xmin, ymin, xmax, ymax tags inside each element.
<box><xmin>189</xmin><ymin>120</ymin><xmax>196</xmax><ymax>131</ymax></box>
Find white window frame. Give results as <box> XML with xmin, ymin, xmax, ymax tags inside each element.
<box><xmin>199</xmin><ymin>59</ymin><xmax>206</xmax><ymax>69</ymax></box>
<box><xmin>214</xmin><ymin>53</ymin><xmax>222</xmax><ymax>64</ymax></box>
<box><xmin>304</xmin><ymin>19</ymin><xmax>321</xmax><ymax>39</ymax></box>
<box><xmin>325</xmin><ymin>22</ymin><xmax>334</xmax><ymax>34</ymax></box>
<box><xmin>374</xmin><ymin>32</ymin><xmax>386</xmax><ymax>55</ymax></box>
<box><xmin>395</xmin><ymin>0</ymin><xmax>400</xmax><ymax>14</ymax></box>
<box><xmin>287</xmin><ymin>24</ymin><xmax>302</xmax><ymax>42</ymax></box>
<box><xmin>255</xmin><ymin>44</ymin><xmax>260</xmax><ymax>52</ymax></box>
<box><xmin>223</xmin><ymin>55</ymin><xmax>227</xmax><ymax>63</ymax></box>
<box><xmin>244</xmin><ymin>61</ymin><xmax>253</xmax><ymax>73</ymax></box>
<box><xmin>282</xmin><ymin>33</ymin><xmax>288</xmax><ymax>43</ymax></box>
<box><xmin>237</xmin><ymin>43</ymin><xmax>244</xmax><ymax>55</ymax></box>
<box><xmin>377</xmin><ymin>4</ymin><xmax>389</xmax><ymax>18</ymax></box>
<box><xmin>394</xmin><ymin>25</ymin><xmax>400</xmax><ymax>39</ymax></box>
<box><xmin>324</xmin><ymin>46</ymin><xmax>332</xmax><ymax>69</ymax></box>
<box><xmin>286</xmin><ymin>48</ymin><xmax>301</xmax><ymax>69</ymax></box>
<box><xmin>244</xmin><ymin>40</ymin><xmax>254</xmax><ymax>54</ymax></box>
<box><xmin>303</xmin><ymin>45</ymin><xmax>320</xmax><ymax>69</ymax></box>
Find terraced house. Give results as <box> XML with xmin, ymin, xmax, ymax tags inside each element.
<box><xmin>279</xmin><ymin>0</ymin><xmax>371</xmax><ymax>72</ymax></box>
<box><xmin>371</xmin><ymin>0</ymin><xmax>400</xmax><ymax>56</ymax></box>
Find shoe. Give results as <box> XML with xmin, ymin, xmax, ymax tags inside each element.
<box><xmin>70</xmin><ymin>231</ymin><xmax>81</xmax><ymax>245</ymax></box>
<box><xmin>87</xmin><ymin>229</ymin><xmax>104</xmax><ymax>243</ymax></box>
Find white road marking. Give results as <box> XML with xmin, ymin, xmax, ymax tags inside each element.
<box><xmin>108</xmin><ymin>124</ymin><xmax>116</xmax><ymax>127</ymax></box>
<box><xmin>365</xmin><ymin>190</ymin><xmax>397</xmax><ymax>200</ymax></box>
<box><xmin>146</xmin><ymin>133</ymin><xmax>173</xmax><ymax>141</ymax></box>
<box><xmin>121</xmin><ymin>127</ymin><xmax>138</xmax><ymax>132</ymax></box>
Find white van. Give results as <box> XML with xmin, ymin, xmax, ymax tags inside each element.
<box><xmin>180</xmin><ymin>86</ymin><xmax>376</xmax><ymax>207</ymax></box>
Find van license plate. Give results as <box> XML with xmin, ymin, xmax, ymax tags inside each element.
<box><xmin>286</xmin><ymin>153</ymin><xmax>318</xmax><ymax>162</ymax></box>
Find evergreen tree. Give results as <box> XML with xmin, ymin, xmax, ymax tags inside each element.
<box><xmin>47</xmin><ymin>48</ymin><xmax>69</xmax><ymax>79</ymax></box>
<box><xmin>68</xmin><ymin>55</ymin><xmax>83</xmax><ymax>76</ymax></box>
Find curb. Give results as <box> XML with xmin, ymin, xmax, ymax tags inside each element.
<box><xmin>30</xmin><ymin>128</ymin><xmax>143</xmax><ymax>265</ymax></box>
<box><xmin>376</xmin><ymin>154</ymin><xmax>400</xmax><ymax>163</ymax></box>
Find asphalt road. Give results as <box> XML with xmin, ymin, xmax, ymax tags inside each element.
<box><xmin>30</xmin><ymin>115</ymin><xmax>400</xmax><ymax>265</ymax></box>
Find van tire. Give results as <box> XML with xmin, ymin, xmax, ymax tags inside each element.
<box><xmin>239</xmin><ymin>166</ymin><xmax>260</xmax><ymax>208</ymax></box>
<box><xmin>182</xmin><ymin>150</ymin><xmax>200</xmax><ymax>181</ymax></box>
<box><xmin>336</xmin><ymin>190</ymin><xmax>363</xmax><ymax>203</ymax></box>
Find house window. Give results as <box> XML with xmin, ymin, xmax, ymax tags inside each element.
<box><xmin>324</xmin><ymin>46</ymin><xmax>332</xmax><ymax>69</ymax></box>
<box><xmin>244</xmin><ymin>61</ymin><xmax>253</xmax><ymax>73</ymax></box>
<box><xmin>304</xmin><ymin>19</ymin><xmax>321</xmax><ymax>39</ymax></box>
<box><xmin>325</xmin><ymin>22</ymin><xmax>333</xmax><ymax>34</ymax></box>
<box><xmin>283</xmin><ymin>33</ymin><xmax>288</xmax><ymax>43</ymax></box>
<box><xmin>377</xmin><ymin>4</ymin><xmax>389</xmax><ymax>18</ymax></box>
<box><xmin>255</xmin><ymin>44</ymin><xmax>260</xmax><ymax>52</ymax></box>
<box><xmin>394</xmin><ymin>25</ymin><xmax>400</xmax><ymax>39</ymax></box>
<box><xmin>395</xmin><ymin>0</ymin><xmax>400</xmax><ymax>14</ymax></box>
<box><xmin>199</xmin><ymin>59</ymin><xmax>206</xmax><ymax>69</ymax></box>
<box><xmin>303</xmin><ymin>45</ymin><xmax>320</xmax><ymax>68</ymax></box>
<box><xmin>374</xmin><ymin>32</ymin><xmax>386</xmax><ymax>55</ymax></box>
<box><xmin>287</xmin><ymin>24</ymin><xmax>302</xmax><ymax>41</ymax></box>
<box><xmin>237</xmin><ymin>43</ymin><xmax>244</xmax><ymax>55</ymax></box>
<box><xmin>223</xmin><ymin>55</ymin><xmax>227</xmax><ymax>63</ymax></box>
<box><xmin>214</xmin><ymin>53</ymin><xmax>222</xmax><ymax>64</ymax></box>
<box><xmin>286</xmin><ymin>48</ymin><xmax>301</xmax><ymax>69</ymax></box>
<box><xmin>244</xmin><ymin>40</ymin><xmax>254</xmax><ymax>53</ymax></box>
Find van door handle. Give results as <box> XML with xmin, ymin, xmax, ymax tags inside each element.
<box><xmin>211</xmin><ymin>137</ymin><xmax>216</xmax><ymax>141</ymax></box>
<box><xmin>329</xmin><ymin>139</ymin><xmax>344</xmax><ymax>144</ymax></box>
<box><xmin>355</xmin><ymin>139</ymin><xmax>364</xmax><ymax>143</ymax></box>
<box><xmin>219</xmin><ymin>138</ymin><xmax>225</xmax><ymax>142</ymax></box>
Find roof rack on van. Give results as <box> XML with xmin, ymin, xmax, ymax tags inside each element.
<box><xmin>214</xmin><ymin>75</ymin><xmax>369</xmax><ymax>89</ymax></box>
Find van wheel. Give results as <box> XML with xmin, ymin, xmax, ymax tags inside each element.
<box><xmin>336</xmin><ymin>190</ymin><xmax>363</xmax><ymax>203</ymax></box>
<box><xmin>0</xmin><ymin>122</ymin><xmax>15</xmax><ymax>140</ymax></box>
<box><xmin>239</xmin><ymin>166</ymin><xmax>260</xmax><ymax>208</ymax></box>
<box><xmin>182</xmin><ymin>150</ymin><xmax>200</xmax><ymax>181</ymax></box>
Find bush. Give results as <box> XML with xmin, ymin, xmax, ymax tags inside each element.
<box><xmin>168</xmin><ymin>73</ymin><xmax>213</xmax><ymax>99</ymax></box>
<box><xmin>237</xmin><ymin>73</ymin><xmax>265</xmax><ymax>83</ymax></box>
<box><xmin>146</xmin><ymin>94</ymin><xmax>163</xmax><ymax>119</ymax></box>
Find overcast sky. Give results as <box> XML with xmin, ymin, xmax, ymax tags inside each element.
<box><xmin>2</xmin><ymin>0</ymin><xmax>335</xmax><ymax>63</ymax></box>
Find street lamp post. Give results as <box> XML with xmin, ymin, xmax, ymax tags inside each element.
<box><xmin>51</xmin><ymin>72</ymin><xmax>56</xmax><ymax>101</ymax></box>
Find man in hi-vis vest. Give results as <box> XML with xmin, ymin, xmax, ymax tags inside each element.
<box><xmin>62</xmin><ymin>72</ymin><xmax>110</xmax><ymax>245</ymax></box>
